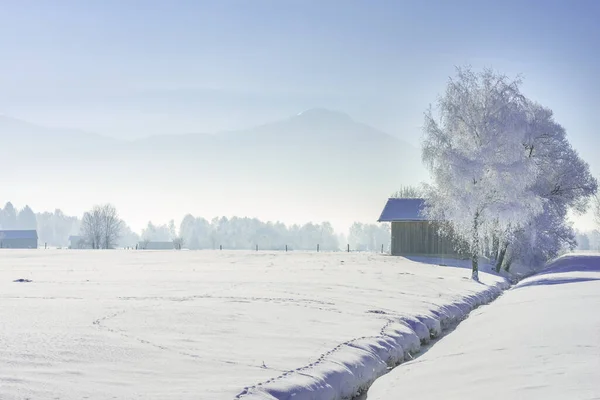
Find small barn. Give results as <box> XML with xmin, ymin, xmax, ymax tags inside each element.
<box><xmin>378</xmin><ymin>198</ymin><xmax>460</xmax><ymax>257</ymax></box>
<box><xmin>0</xmin><ymin>230</ymin><xmax>38</xmax><ymax>249</ymax></box>
<box><xmin>139</xmin><ymin>241</ymin><xmax>176</xmax><ymax>250</ymax></box>
<box><xmin>68</xmin><ymin>235</ymin><xmax>89</xmax><ymax>249</ymax></box>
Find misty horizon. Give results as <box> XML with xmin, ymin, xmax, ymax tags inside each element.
<box><xmin>1</xmin><ymin>107</ymin><xmax>412</xmax><ymax>144</ymax></box>
<box><xmin>0</xmin><ymin>107</ymin><xmax>429</xmax><ymax>234</ymax></box>
<box><xmin>1</xmin><ymin>106</ymin><xmax>597</xmax><ymax>234</ymax></box>
<box><xmin>1</xmin><ymin>0</ymin><xmax>599</xmax><ymax>234</ymax></box>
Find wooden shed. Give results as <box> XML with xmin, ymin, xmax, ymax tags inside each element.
<box><xmin>378</xmin><ymin>198</ymin><xmax>461</xmax><ymax>257</ymax></box>
<box><xmin>139</xmin><ymin>241</ymin><xmax>177</xmax><ymax>250</ymax></box>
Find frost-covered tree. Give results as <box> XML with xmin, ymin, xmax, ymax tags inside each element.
<box><xmin>141</xmin><ymin>221</ymin><xmax>171</xmax><ymax>242</ymax></box>
<box><xmin>17</xmin><ymin>205</ymin><xmax>37</xmax><ymax>230</ymax></box>
<box><xmin>179</xmin><ymin>214</ymin><xmax>212</xmax><ymax>249</ymax></box>
<box><xmin>590</xmin><ymin>230</ymin><xmax>600</xmax><ymax>251</ymax></box>
<box><xmin>81</xmin><ymin>204</ymin><xmax>122</xmax><ymax>249</ymax></box>
<box><xmin>348</xmin><ymin>222</ymin><xmax>390</xmax><ymax>252</ymax></box>
<box><xmin>391</xmin><ymin>185</ymin><xmax>424</xmax><ymax>199</ymax></box>
<box><xmin>140</xmin><ymin>220</ymin><xmax>184</xmax><ymax>248</ymax></box>
<box><xmin>168</xmin><ymin>219</ymin><xmax>184</xmax><ymax>249</ymax></box>
<box><xmin>594</xmin><ymin>194</ymin><xmax>600</xmax><ymax>227</ymax></box>
<box><xmin>422</xmin><ymin>67</ymin><xmax>544</xmax><ymax>280</ymax></box>
<box><xmin>118</xmin><ymin>224</ymin><xmax>140</xmax><ymax>248</ymax></box>
<box><xmin>1</xmin><ymin>202</ymin><xmax>18</xmax><ymax>229</ymax></box>
<box><xmin>100</xmin><ymin>204</ymin><xmax>122</xmax><ymax>250</ymax></box>
<box><xmin>0</xmin><ymin>203</ymin><xmax>38</xmax><ymax>230</ymax></box>
<box><xmin>576</xmin><ymin>231</ymin><xmax>591</xmax><ymax>251</ymax></box>
<box><xmin>36</xmin><ymin>209</ymin><xmax>81</xmax><ymax>247</ymax></box>
<box><xmin>506</xmin><ymin>205</ymin><xmax>576</xmax><ymax>270</ymax></box>
<box><xmin>81</xmin><ymin>207</ymin><xmax>103</xmax><ymax>249</ymax></box>
<box><xmin>168</xmin><ymin>219</ymin><xmax>177</xmax><ymax>239</ymax></box>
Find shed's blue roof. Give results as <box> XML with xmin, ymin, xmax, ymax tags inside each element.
<box><xmin>378</xmin><ymin>198</ymin><xmax>428</xmax><ymax>222</ymax></box>
<box><xmin>0</xmin><ymin>230</ymin><xmax>38</xmax><ymax>239</ymax></box>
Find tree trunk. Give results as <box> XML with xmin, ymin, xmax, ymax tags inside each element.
<box><xmin>471</xmin><ymin>212</ymin><xmax>480</xmax><ymax>281</ymax></box>
<box><xmin>495</xmin><ymin>243</ymin><xmax>508</xmax><ymax>273</ymax></box>
<box><xmin>491</xmin><ymin>233</ymin><xmax>500</xmax><ymax>261</ymax></box>
<box><xmin>504</xmin><ymin>258</ymin><xmax>513</xmax><ymax>273</ymax></box>
<box><xmin>471</xmin><ymin>251</ymin><xmax>479</xmax><ymax>281</ymax></box>
<box><xmin>482</xmin><ymin>233</ymin><xmax>490</xmax><ymax>259</ymax></box>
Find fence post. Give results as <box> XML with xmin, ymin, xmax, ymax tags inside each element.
<box><xmin>256</xmin><ymin>244</ymin><xmax>258</xmax><ymax>251</ymax></box>
<box><xmin>317</xmin><ymin>244</ymin><xmax>320</xmax><ymax>252</ymax></box>
<box><xmin>220</xmin><ymin>245</ymin><xmax>222</xmax><ymax>251</ymax></box>
<box><xmin>347</xmin><ymin>244</ymin><xmax>350</xmax><ymax>253</ymax></box>
<box><xmin>381</xmin><ymin>244</ymin><xmax>384</xmax><ymax>254</ymax></box>
<box><xmin>285</xmin><ymin>245</ymin><xmax>288</xmax><ymax>252</ymax></box>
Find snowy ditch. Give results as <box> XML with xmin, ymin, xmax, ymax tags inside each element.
<box><xmin>364</xmin><ymin>253</ymin><xmax>600</xmax><ymax>400</ymax></box>
<box><xmin>236</xmin><ymin>278</ymin><xmax>508</xmax><ymax>400</ymax></box>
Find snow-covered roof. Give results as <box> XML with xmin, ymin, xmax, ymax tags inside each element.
<box><xmin>0</xmin><ymin>230</ymin><xmax>38</xmax><ymax>240</ymax></box>
<box><xmin>377</xmin><ymin>198</ymin><xmax>428</xmax><ymax>222</ymax></box>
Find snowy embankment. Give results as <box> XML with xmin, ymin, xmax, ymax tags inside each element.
<box><xmin>0</xmin><ymin>251</ymin><xmax>507</xmax><ymax>400</ymax></box>
<box><xmin>367</xmin><ymin>253</ymin><xmax>600</xmax><ymax>400</ymax></box>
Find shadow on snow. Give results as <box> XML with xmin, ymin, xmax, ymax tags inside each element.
<box><xmin>515</xmin><ymin>276</ymin><xmax>600</xmax><ymax>289</ymax></box>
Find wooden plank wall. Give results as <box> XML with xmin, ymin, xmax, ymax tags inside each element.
<box><xmin>391</xmin><ymin>221</ymin><xmax>461</xmax><ymax>257</ymax></box>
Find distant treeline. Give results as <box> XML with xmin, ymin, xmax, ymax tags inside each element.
<box><xmin>0</xmin><ymin>202</ymin><xmax>390</xmax><ymax>251</ymax></box>
<box><xmin>178</xmin><ymin>215</ymin><xmax>390</xmax><ymax>251</ymax></box>
<box><xmin>575</xmin><ymin>230</ymin><xmax>600</xmax><ymax>251</ymax></box>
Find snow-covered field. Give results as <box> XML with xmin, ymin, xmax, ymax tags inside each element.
<box><xmin>0</xmin><ymin>250</ymin><xmax>507</xmax><ymax>400</ymax></box>
<box><xmin>367</xmin><ymin>253</ymin><xmax>600</xmax><ymax>400</ymax></box>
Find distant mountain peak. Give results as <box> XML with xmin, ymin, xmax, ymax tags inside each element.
<box><xmin>294</xmin><ymin>108</ymin><xmax>353</xmax><ymax>123</ymax></box>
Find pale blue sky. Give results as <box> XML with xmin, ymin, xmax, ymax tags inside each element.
<box><xmin>1</xmin><ymin>0</ymin><xmax>598</xmax><ymax>171</ymax></box>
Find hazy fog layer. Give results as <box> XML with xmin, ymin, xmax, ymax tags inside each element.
<box><xmin>0</xmin><ymin>110</ymin><xmax>426</xmax><ymax>232</ymax></box>
<box><xmin>1</xmin><ymin>1</ymin><xmax>598</xmax><ymax>232</ymax></box>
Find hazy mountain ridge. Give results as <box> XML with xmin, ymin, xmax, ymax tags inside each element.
<box><xmin>0</xmin><ymin>115</ymin><xmax>118</xmax><ymax>146</ymax></box>
<box><xmin>1</xmin><ymin>108</ymin><xmax>410</xmax><ymax>154</ymax></box>
<box><xmin>0</xmin><ymin>109</ymin><xmax>427</xmax><ymax>230</ymax></box>
<box><xmin>128</xmin><ymin>108</ymin><xmax>398</xmax><ymax>146</ymax></box>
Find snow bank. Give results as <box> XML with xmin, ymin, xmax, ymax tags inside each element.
<box><xmin>236</xmin><ymin>292</ymin><xmax>505</xmax><ymax>400</ymax></box>
<box><xmin>367</xmin><ymin>253</ymin><xmax>600</xmax><ymax>400</ymax></box>
<box><xmin>236</xmin><ymin>265</ymin><xmax>507</xmax><ymax>400</ymax></box>
<box><xmin>0</xmin><ymin>250</ymin><xmax>508</xmax><ymax>400</ymax></box>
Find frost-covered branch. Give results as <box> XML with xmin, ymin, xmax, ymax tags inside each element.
<box><xmin>391</xmin><ymin>185</ymin><xmax>424</xmax><ymax>199</ymax></box>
